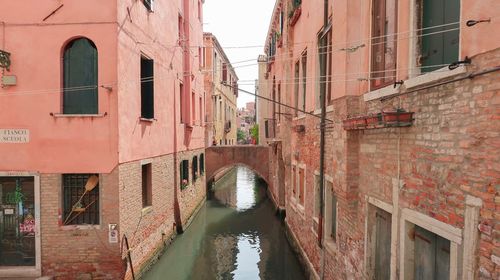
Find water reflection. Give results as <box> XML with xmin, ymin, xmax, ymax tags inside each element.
<box><xmin>143</xmin><ymin>166</ymin><xmax>305</xmax><ymax>280</ymax></box>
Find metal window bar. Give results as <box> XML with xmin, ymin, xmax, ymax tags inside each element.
<box><xmin>63</xmin><ymin>174</ymin><xmax>99</xmax><ymax>225</ymax></box>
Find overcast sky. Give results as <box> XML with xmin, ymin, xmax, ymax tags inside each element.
<box><xmin>203</xmin><ymin>0</ymin><xmax>276</xmax><ymax>108</ymax></box>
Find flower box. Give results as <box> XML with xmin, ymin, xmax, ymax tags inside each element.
<box><xmin>342</xmin><ymin>116</ymin><xmax>367</xmax><ymax>130</ymax></box>
<box><xmin>382</xmin><ymin>111</ymin><xmax>414</xmax><ymax>126</ymax></box>
<box><xmin>366</xmin><ymin>113</ymin><xmax>382</xmax><ymax>126</ymax></box>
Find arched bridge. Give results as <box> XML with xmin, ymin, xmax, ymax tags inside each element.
<box><xmin>205</xmin><ymin>145</ymin><xmax>271</xmax><ymax>186</ymax></box>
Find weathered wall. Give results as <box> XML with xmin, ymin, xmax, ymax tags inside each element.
<box><xmin>0</xmin><ymin>1</ymin><xmax>119</xmax><ymax>173</ymax></box>
<box><xmin>40</xmin><ymin>172</ymin><xmax>122</xmax><ymax>280</ymax></box>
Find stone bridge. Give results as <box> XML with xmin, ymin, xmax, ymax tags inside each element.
<box><xmin>205</xmin><ymin>145</ymin><xmax>271</xmax><ymax>186</ymax></box>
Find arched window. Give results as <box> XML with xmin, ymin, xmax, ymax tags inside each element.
<box><xmin>63</xmin><ymin>38</ymin><xmax>98</xmax><ymax>114</ymax></box>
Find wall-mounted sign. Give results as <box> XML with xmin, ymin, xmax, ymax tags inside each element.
<box><xmin>4</xmin><ymin>208</ymin><xmax>14</xmax><ymax>215</ymax></box>
<box><xmin>0</xmin><ymin>129</ymin><xmax>29</xmax><ymax>143</ymax></box>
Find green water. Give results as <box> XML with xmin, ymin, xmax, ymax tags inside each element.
<box><xmin>142</xmin><ymin>166</ymin><xmax>305</xmax><ymax>280</ymax></box>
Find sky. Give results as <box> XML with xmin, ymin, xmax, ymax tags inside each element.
<box><xmin>203</xmin><ymin>0</ymin><xmax>276</xmax><ymax>109</ymax></box>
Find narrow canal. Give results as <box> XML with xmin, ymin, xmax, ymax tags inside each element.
<box><xmin>143</xmin><ymin>166</ymin><xmax>306</xmax><ymax>280</ymax></box>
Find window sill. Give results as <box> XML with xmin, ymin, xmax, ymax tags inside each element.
<box><xmin>142</xmin><ymin>206</ymin><xmax>153</xmax><ymax>215</ymax></box>
<box><xmin>363</xmin><ymin>65</ymin><xmax>467</xmax><ymax>102</ymax></box>
<box><xmin>293</xmin><ymin>115</ymin><xmax>306</xmax><ymax>121</ymax></box>
<box><xmin>404</xmin><ymin>65</ymin><xmax>467</xmax><ymax>89</ymax></box>
<box><xmin>139</xmin><ymin>117</ymin><xmax>156</xmax><ymax>122</ymax></box>
<box><xmin>60</xmin><ymin>224</ymin><xmax>101</xmax><ymax>231</ymax></box>
<box><xmin>51</xmin><ymin>112</ymin><xmax>107</xmax><ymax>118</ymax></box>
<box><xmin>364</xmin><ymin>84</ymin><xmax>399</xmax><ymax>102</ymax></box>
<box><xmin>313</xmin><ymin>105</ymin><xmax>334</xmax><ymax>115</ymax></box>
<box><xmin>324</xmin><ymin>239</ymin><xmax>338</xmax><ymax>255</ymax></box>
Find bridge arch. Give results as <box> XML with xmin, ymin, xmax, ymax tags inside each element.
<box><xmin>205</xmin><ymin>146</ymin><xmax>271</xmax><ymax>187</ymax></box>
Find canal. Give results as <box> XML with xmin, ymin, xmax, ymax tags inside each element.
<box><xmin>143</xmin><ymin>166</ymin><xmax>306</xmax><ymax>280</ymax></box>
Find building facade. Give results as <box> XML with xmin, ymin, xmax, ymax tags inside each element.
<box><xmin>203</xmin><ymin>33</ymin><xmax>238</xmax><ymax>147</ymax></box>
<box><xmin>0</xmin><ymin>0</ymin><xmax>206</xmax><ymax>279</ymax></box>
<box><xmin>259</xmin><ymin>0</ymin><xmax>500</xmax><ymax>279</ymax></box>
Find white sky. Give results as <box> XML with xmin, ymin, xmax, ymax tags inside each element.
<box><xmin>203</xmin><ymin>0</ymin><xmax>276</xmax><ymax>109</ymax></box>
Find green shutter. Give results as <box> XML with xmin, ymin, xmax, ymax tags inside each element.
<box><xmin>421</xmin><ymin>0</ymin><xmax>460</xmax><ymax>72</ymax></box>
<box><xmin>63</xmin><ymin>38</ymin><xmax>98</xmax><ymax>114</ymax></box>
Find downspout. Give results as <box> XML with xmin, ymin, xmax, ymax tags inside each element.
<box><xmin>318</xmin><ymin>0</ymin><xmax>329</xmax><ymax>279</ymax></box>
<box><xmin>173</xmin><ymin>83</ymin><xmax>183</xmax><ymax>234</ymax></box>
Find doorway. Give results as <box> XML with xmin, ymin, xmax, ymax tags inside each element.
<box><xmin>0</xmin><ymin>174</ymin><xmax>40</xmax><ymax>277</ymax></box>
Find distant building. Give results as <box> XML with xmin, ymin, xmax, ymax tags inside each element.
<box><xmin>237</xmin><ymin>102</ymin><xmax>256</xmax><ymax>144</ymax></box>
<box><xmin>0</xmin><ymin>0</ymin><xmax>206</xmax><ymax>278</ymax></box>
<box><xmin>203</xmin><ymin>33</ymin><xmax>238</xmax><ymax>146</ymax></box>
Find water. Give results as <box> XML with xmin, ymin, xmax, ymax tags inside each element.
<box><xmin>143</xmin><ymin>166</ymin><xmax>306</xmax><ymax>280</ymax></box>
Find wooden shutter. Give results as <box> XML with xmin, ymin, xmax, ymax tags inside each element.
<box><xmin>371</xmin><ymin>0</ymin><xmax>397</xmax><ymax>89</ymax></box>
<box><xmin>331</xmin><ymin>194</ymin><xmax>337</xmax><ymax>240</ymax></box>
<box><xmin>63</xmin><ymin>38</ymin><xmax>98</xmax><ymax>114</ymax></box>
<box><xmin>414</xmin><ymin>226</ymin><xmax>450</xmax><ymax>280</ymax></box>
<box><xmin>374</xmin><ymin>210</ymin><xmax>391</xmax><ymax>280</ymax></box>
<box><xmin>421</xmin><ymin>0</ymin><xmax>460</xmax><ymax>72</ymax></box>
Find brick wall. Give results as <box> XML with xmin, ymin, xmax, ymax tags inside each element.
<box><xmin>40</xmin><ymin>171</ymin><xmax>122</xmax><ymax>280</ymax></box>
<box><xmin>280</xmin><ymin>48</ymin><xmax>499</xmax><ymax>279</ymax></box>
<box><xmin>178</xmin><ymin>148</ymin><xmax>207</xmax><ymax>226</ymax></box>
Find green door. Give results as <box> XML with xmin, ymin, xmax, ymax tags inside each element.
<box><xmin>414</xmin><ymin>226</ymin><xmax>450</xmax><ymax>280</ymax></box>
<box><xmin>421</xmin><ymin>0</ymin><xmax>460</xmax><ymax>72</ymax></box>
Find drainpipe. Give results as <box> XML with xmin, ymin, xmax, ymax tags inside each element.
<box><xmin>173</xmin><ymin>83</ymin><xmax>183</xmax><ymax>234</ymax></box>
<box><xmin>318</xmin><ymin>0</ymin><xmax>329</xmax><ymax>279</ymax></box>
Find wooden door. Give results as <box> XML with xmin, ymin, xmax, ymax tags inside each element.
<box><xmin>414</xmin><ymin>226</ymin><xmax>450</xmax><ymax>280</ymax></box>
<box><xmin>374</xmin><ymin>209</ymin><xmax>391</xmax><ymax>280</ymax></box>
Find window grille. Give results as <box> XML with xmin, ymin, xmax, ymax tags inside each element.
<box><xmin>62</xmin><ymin>174</ymin><xmax>99</xmax><ymax>225</ymax></box>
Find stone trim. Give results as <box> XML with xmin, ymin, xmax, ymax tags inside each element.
<box><xmin>399</xmin><ymin>208</ymin><xmax>462</xmax><ymax>280</ymax></box>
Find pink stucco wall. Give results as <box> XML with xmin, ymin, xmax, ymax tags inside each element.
<box><xmin>0</xmin><ymin>0</ymin><xmax>206</xmax><ymax>172</ymax></box>
<box><xmin>0</xmin><ymin>1</ymin><xmax>118</xmax><ymax>173</ymax></box>
<box><xmin>116</xmin><ymin>0</ymin><xmax>205</xmax><ymax>163</ymax></box>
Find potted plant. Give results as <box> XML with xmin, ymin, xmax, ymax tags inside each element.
<box><xmin>180</xmin><ymin>179</ymin><xmax>188</xmax><ymax>190</ymax></box>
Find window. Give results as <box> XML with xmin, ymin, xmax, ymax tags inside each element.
<box><xmin>180</xmin><ymin>160</ymin><xmax>189</xmax><ymax>188</ymax></box>
<box><xmin>62</xmin><ymin>174</ymin><xmax>99</xmax><ymax>225</ymax></box>
<box><xmin>141</xmin><ymin>56</ymin><xmax>154</xmax><ymax>119</ymax></box>
<box><xmin>222</xmin><ymin>63</ymin><xmax>228</xmax><ymax>83</ymax></box>
<box><xmin>294</xmin><ymin>61</ymin><xmax>300</xmax><ymax>115</ymax></box>
<box><xmin>301</xmin><ymin>51</ymin><xmax>307</xmax><ymax>113</ymax></box>
<box><xmin>419</xmin><ymin>0</ymin><xmax>460</xmax><ymax>72</ymax></box>
<box><xmin>298</xmin><ymin>167</ymin><xmax>305</xmax><ymax>206</ymax></box>
<box><xmin>143</xmin><ymin>0</ymin><xmax>153</xmax><ymax>11</ymax></box>
<box><xmin>178</xmin><ymin>16</ymin><xmax>184</xmax><ymax>43</ymax></box>
<box><xmin>63</xmin><ymin>38</ymin><xmax>98</xmax><ymax>114</ymax></box>
<box><xmin>192</xmin><ymin>156</ymin><xmax>198</xmax><ymax>181</ymax></box>
<box><xmin>291</xmin><ymin>165</ymin><xmax>297</xmax><ymax>197</ymax></box>
<box><xmin>371</xmin><ymin>0</ymin><xmax>398</xmax><ymax>89</ymax></box>
<box><xmin>200</xmin><ymin>153</ymin><xmax>205</xmax><ymax>174</ymax></box>
<box><xmin>142</xmin><ymin>164</ymin><xmax>152</xmax><ymax>208</ymax></box>
<box><xmin>325</xmin><ymin>181</ymin><xmax>337</xmax><ymax>241</ymax></box>
<box><xmin>313</xmin><ymin>174</ymin><xmax>321</xmax><ymax>219</ymax></box>
<box><xmin>317</xmin><ymin>28</ymin><xmax>332</xmax><ymax>108</ymax></box>
<box><xmin>198</xmin><ymin>0</ymin><xmax>202</xmax><ymax>21</ymax></box>
<box><xmin>180</xmin><ymin>83</ymin><xmax>185</xmax><ymax>123</ymax></box>
<box><xmin>278</xmin><ymin>84</ymin><xmax>281</xmax><ymax>122</ymax></box>
<box><xmin>199</xmin><ymin>97</ymin><xmax>203</xmax><ymax>126</ymax></box>
<box><xmin>192</xmin><ymin>92</ymin><xmax>196</xmax><ymax>123</ymax></box>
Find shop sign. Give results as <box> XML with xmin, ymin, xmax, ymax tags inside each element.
<box><xmin>0</xmin><ymin>129</ymin><xmax>29</xmax><ymax>143</ymax></box>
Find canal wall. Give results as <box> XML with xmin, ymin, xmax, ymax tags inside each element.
<box><xmin>118</xmin><ymin>148</ymin><xmax>207</xmax><ymax>280</ymax></box>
